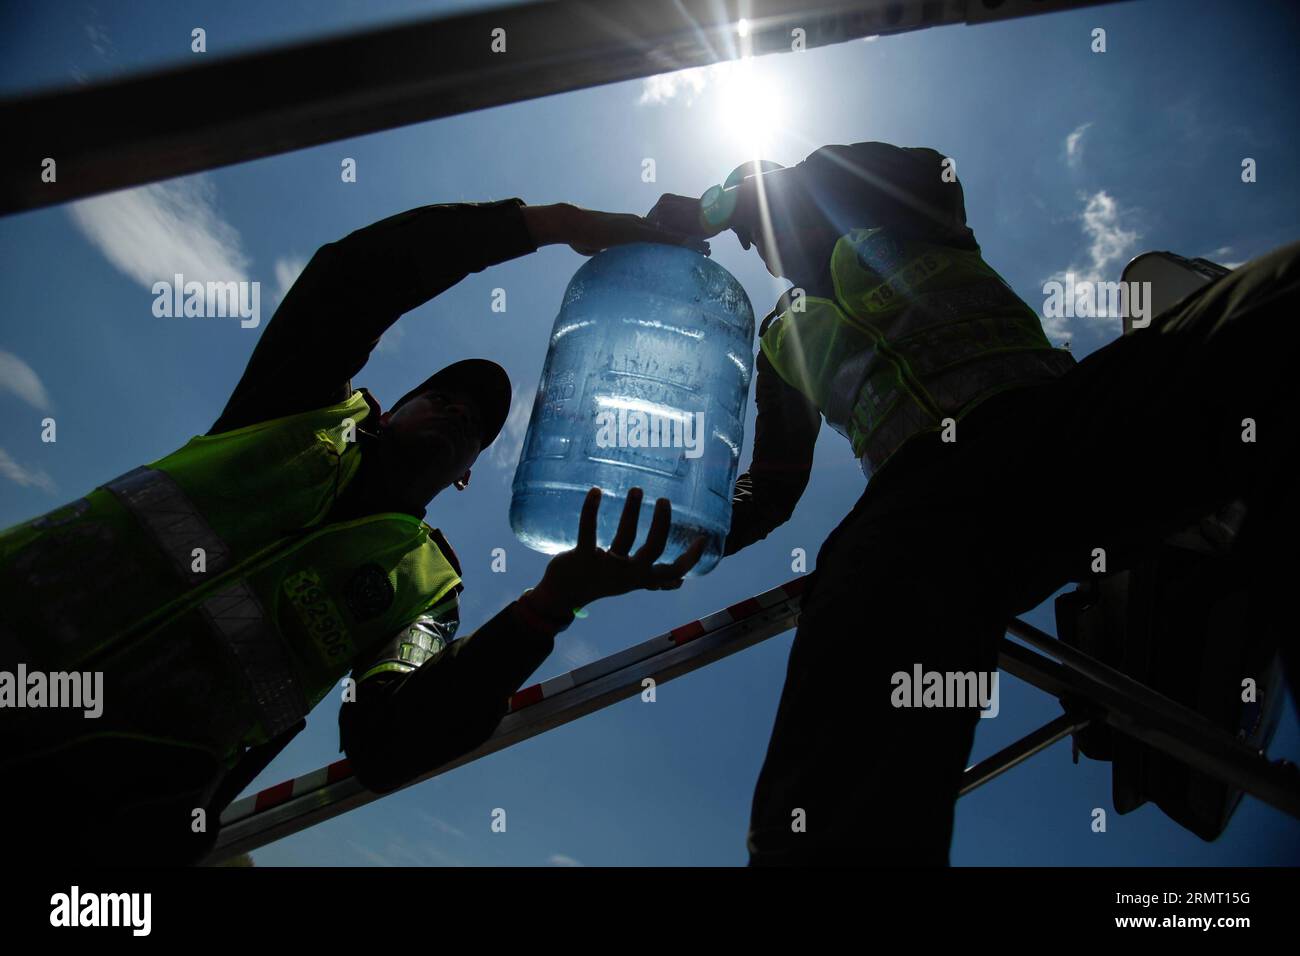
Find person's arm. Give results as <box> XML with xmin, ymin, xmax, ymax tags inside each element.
<box><xmin>209</xmin><ymin>200</ymin><xmax>538</xmax><ymax>434</ymax></box>
<box><xmin>338</xmin><ymin>595</ymin><xmax>568</xmax><ymax>795</ymax></box>
<box><xmin>723</xmin><ymin>312</ymin><xmax>821</xmax><ymax>557</ymax></box>
<box><xmin>340</xmin><ymin>488</ymin><xmax>704</xmax><ymax>794</ymax></box>
<box><xmin>209</xmin><ymin>202</ymin><xmax>706</xmax><ymax>434</ymax></box>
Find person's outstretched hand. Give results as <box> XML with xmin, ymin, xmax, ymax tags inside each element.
<box><xmin>534</xmin><ymin>487</ymin><xmax>706</xmax><ymax>613</ymax></box>
<box><xmin>521</xmin><ymin>203</ymin><xmax>709</xmax><ymax>257</ymax></box>
<box><xmin>646</xmin><ymin>192</ymin><xmax>720</xmax><ymax>239</ymax></box>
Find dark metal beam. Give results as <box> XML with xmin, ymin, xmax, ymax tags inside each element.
<box><xmin>2</xmin><ymin>0</ymin><xmax>1124</xmax><ymax>216</ymax></box>
<box><xmin>1003</xmin><ymin>618</ymin><xmax>1300</xmax><ymax>820</ymax></box>
<box><xmin>960</xmin><ymin>712</ymin><xmax>1092</xmax><ymax>796</ymax></box>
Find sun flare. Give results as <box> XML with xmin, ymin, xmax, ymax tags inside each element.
<box><xmin>715</xmin><ymin>59</ymin><xmax>786</xmax><ymax>158</ymax></box>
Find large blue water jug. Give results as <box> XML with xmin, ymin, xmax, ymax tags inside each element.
<box><xmin>510</xmin><ymin>242</ymin><xmax>755</xmax><ymax>576</ymax></box>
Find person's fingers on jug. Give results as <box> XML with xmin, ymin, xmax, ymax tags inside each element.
<box><xmin>649</xmin><ymin>194</ymin><xmax>706</xmax><ymax>234</ymax></box>
<box><xmin>577</xmin><ymin>487</ymin><xmax>602</xmax><ymax>552</ymax></box>
<box><xmin>609</xmin><ymin>487</ymin><xmax>643</xmax><ymax>556</ymax></box>
<box><xmin>646</xmin><ymin>194</ymin><xmax>690</xmax><ymax>223</ymax></box>
<box><xmin>634</xmin><ymin>497</ymin><xmax>672</xmax><ymax>565</ymax></box>
<box><xmin>650</xmin><ymin>226</ymin><xmax>710</xmax><ymax>255</ymax></box>
<box><xmin>656</xmin><ymin>534</ymin><xmax>705</xmax><ymax>581</ymax></box>
<box><xmin>622</xmin><ymin>214</ymin><xmax>706</xmax><ymax>249</ymax></box>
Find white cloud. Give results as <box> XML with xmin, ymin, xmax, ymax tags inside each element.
<box><xmin>1203</xmin><ymin>246</ymin><xmax>1244</xmax><ymax>269</ymax></box>
<box><xmin>0</xmin><ymin>447</ymin><xmax>56</xmax><ymax>494</ymax></box>
<box><xmin>0</xmin><ymin>351</ymin><xmax>52</xmax><ymax>411</ymax></box>
<box><xmin>416</xmin><ymin>810</ymin><xmax>467</xmax><ymax>840</ymax></box>
<box><xmin>415</xmin><ymin>841</ymin><xmax>467</xmax><ymax>867</ymax></box>
<box><xmin>547</xmin><ymin>853</ymin><xmax>584</xmax><ymax>866</ymax></box>
<box><xmin>561</xmin><ymin>636</ymin><xmax>600</xmax><ymax>668</ymax></box>
<box><xmin>346</xmin><ymin>840</ymin><xmax>395</xmax><ymax>867</ymax></box>
<box><xmin>84</xmin><ymin>19</ymin><xmax>115</xmax><ymax>59</ymax></box>
<box><xmin>1065</xmin><ymin>122</ymin><xmax>1092</xmax><ymax>167</ymax></box>
<box><xmin>349</xmin><ymin>834</ymin><xmax>465</xmax><ymax>867</ymax></box>
<box><xmin>638</xmin><ymin>64</ymin><xmax>715</xmax><ymax>106</ymax></box>
<box><xmin>1080</xmin><ymin>191</ymin><xmax>1139</xmax><ymax>277</ymax></box>
<box><xmin>68</xmin><ymin>177</ymin><xmax>251</xmax><ymax>301</ymax></box>
<box><xmin>274</xmin><ymin>256</ymin><xmax>307</xmax><ymax>303</ymax></box>
<box><xmin>1037</xmin><ymin>308</ymin><xmax>1072</xmax><ymax>346</ymax></box>
<box><xmin>487</xmin><ymin>386</ymin><xmax>534</xmax><ymax>471</ymax></box>
<box><xmin>375</xmin><ymin>323</ymin><xmax>406</xmax><ymax>355</ymax></box>
<box><xmin>1040</xmin><ymin>189</ymin><xmax>1142</xmax><ymax>343</ymax></box>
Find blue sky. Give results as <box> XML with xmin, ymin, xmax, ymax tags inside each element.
<box><xmin>2</xmin><ymin>0</ymin><xmax>1298</xmax><ymax>865</ymax></box>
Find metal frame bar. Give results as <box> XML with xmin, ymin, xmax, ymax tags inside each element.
<box><xmin>960</xmin><ymin>712</ymin><xmax>1092</xmax><ymax>797</ymax></box>
<box><xmin>203</xmin><ymin>578</ymin><xmax>1300</xmax><ymax>864</ymax></box>
<box><xmin>1</xmin><ymin>0</ymin><xmax>1124</xmax><ymax>216</ymax></box>
<box><xmin>1003</xmin><ymin>619</ymin><xmax>1300</xmax><ymax>817</ymax></box>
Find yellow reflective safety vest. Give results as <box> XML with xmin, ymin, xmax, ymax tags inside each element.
<box><xmin>0</xmin><ymin>390</ymin><xmax>462</xmax><ymax>766</ymax></box>
<box><xmin>760</xmin><ymin>228</ymin><xmax>1075</xmax><ymax>477</ymax></box>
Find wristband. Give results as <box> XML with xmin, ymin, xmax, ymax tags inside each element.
<box><xmin>518</xmin><ymin>586</ymin><xmax>577</xmax><ymax>632</ymax></box>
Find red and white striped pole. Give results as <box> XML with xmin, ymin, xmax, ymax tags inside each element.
<box><xmin>207</xmin><ymin>577</ymin><xmax>808</xmax><ymax>862</ymax></box>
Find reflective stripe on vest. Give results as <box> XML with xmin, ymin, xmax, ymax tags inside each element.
<box><xmin>841</xmin><ymin>347</ymin><xmax>1072</xmax><ymax>477</ymax></box>
<box><xmin>760</xmin><ymin>228</ymin><xmax>1074</xmax><ymax>477</ymax></box>
<box><xmin>105</xmin><ymin>465</ymin><xmax>232</xmax><ymax>584</ymax></box>
<box><xmin>353</xmin><ymin>597</ymin><xmax>458</xmax><ymax>685</ymax></box>
<box><xmin>105</xmin><ymin>465</ymin><xmax>307</xmax><ymax>739</ymax></box>
<box><xmin>198</xmin><ymin>580</ymin><xmax>307</xmax><ymax>740</ymax></box>
<box><xmin>1</xmin><ymin>390</ymin><xmax>463</xmax><ymax>760</ymax></box>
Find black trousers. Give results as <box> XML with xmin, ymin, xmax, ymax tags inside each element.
<box><xmin>0</xmin><ymin>733</ymin><xmax>225</xmax><ymax>866</ymax></box>
<box><xmin>746</xmin><ymin>240</ymin><xmax>1300</xmax><ymax>865</ymax></box>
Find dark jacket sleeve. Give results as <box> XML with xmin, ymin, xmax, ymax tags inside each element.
<box><xmin>338</xmin><ymin>601</ymin><xmax>561</xmax><ymax>794</ymax></box>
<box><xmin>209</xmin><ymin>200</ymin><xmax>538</xmax><ymax>434</ymax></box>
<box><xmin>723</xmin><ymin>311</ymin><xmax>821</xmax><ymax>557</ymax></box>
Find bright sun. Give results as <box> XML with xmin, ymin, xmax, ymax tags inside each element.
<box><xmin>716</xmin><ymin>59</ymin><xmax>786</xmax><ymax>158</ymax></box>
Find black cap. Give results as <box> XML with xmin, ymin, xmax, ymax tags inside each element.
<box><xmin>762</xmin><ymin>144</ymin><xmax>974</xmax><ymax>243</ymax></box>
<box><xmin>390</xmin><ymin>358</ymin><xmax>513</xmax><ymax>450</ymax></box>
